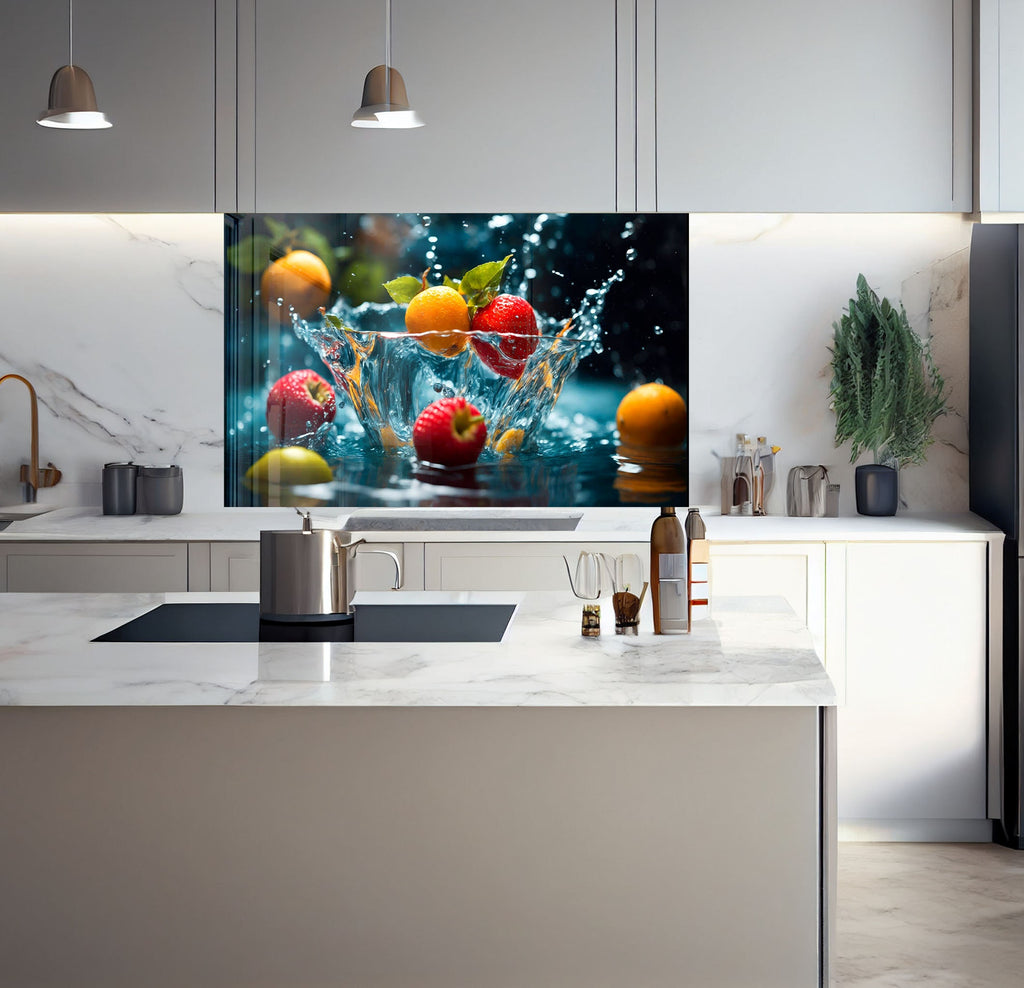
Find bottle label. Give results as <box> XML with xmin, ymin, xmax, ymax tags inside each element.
<box><xmin>658</xmin><ymin>553</ymin><xmax>687</xmax><ymax>581</ymax></box>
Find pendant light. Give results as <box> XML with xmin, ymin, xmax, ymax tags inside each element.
<box><xmin>37</xmin><ymin>0</ymin><xmax>112</xmax><ymax>129</ymax></box>
<box><xmin>351</xmin><ymin>0</ymin><xmax>423</xmax><ymax>129</ymax></box>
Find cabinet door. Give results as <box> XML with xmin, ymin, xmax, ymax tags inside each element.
<box><xmin>838</xmin><ymin>541</ymin><xmax>988</xmax><ymax>838</ymax></box>
<box><xmin>209</xmin><ymin>542</ymin><xmax>261</xmax><ymax>592</ymax></box>
<box><xmin>249</xmin><ymin>0</ymin><xmax>617</xmax><ymax>212</ymax></box>
<box><xmin>0</xmin><ymin>0</ymin><xmax>215</xmax><ymax>211</ymax></box>
<box><xmin>709</xmin><ymin>543</ymin><xmax>825</xmax><ymax>657</ymax></box>
<box><xmin>424</xmin><ymin>542</ymin><xmax>648</xmax><ymax>591</ymax></box>
<box><xmin>656</xmin><ymin>0</ymin><xmax>971</xmax><ymax>211</ymax></box>
<box><xmin>1</xmin><ymin>543</ymin><xmax>188</xmax><ymax>592</ymax></box>
<box><xmin>207</xmin><ymin>541</ymin><xmax>424</xmax><ymax>592</ymax></box>
<box><xmin>979</xmin><ymin>0</ymin><xmax>1024</xmax><ymax>210</ymax></box>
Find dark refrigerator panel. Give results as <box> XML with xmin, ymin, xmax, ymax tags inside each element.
<box><xmin>969</xmin><ymin>223</ymin><xmax>1020</xmax><ymax>542</ymax></box>
<box><xmin>969</xmin><ymin>223</ymin><xmax>1024</xmax><ymax>847</ymax></box>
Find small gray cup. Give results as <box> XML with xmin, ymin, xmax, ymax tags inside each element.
<box><xmin>102</xmin><ymin>462</ymin><xmax>137</xmax><ymax>515</ymax></box>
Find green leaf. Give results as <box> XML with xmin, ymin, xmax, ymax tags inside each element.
<box><xmin>828</xmin><ymin>273</ymin><xmax>946</xmax><ymax>467</ymax></box>
<box><xmin>264</xmin><ymin>217</ymin><xmax>292</xmax><ymax>241</ymax></box>
<box><xmin>297</xmin><ymin>226</ymin><xmax>339</xmax><ymax>285</ymax></box>
<box><xmin>226</xmin><ymin>235</ymin><xmax>274</xmax><ymax>273</ymax></box>
<box><xmin>443</xmin><ymin>274</ymin><xmax>461</xmax><ymax>292</ymax></box>
<box><xmin>382</xmin><ymin>275</ymin><xmax>424</xmax><ymax>304</ymax></box>
<box><xmin>458</xmin><ymin>254</ymin><xmax>511</xmax><ymax>307</ymax></box>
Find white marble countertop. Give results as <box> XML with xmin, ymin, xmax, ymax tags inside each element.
<box><xmin>0</xmin><ymin>590</ymin><xmax>835</xmax><ymax>708</ymax></box>
<box><xmin>0</xmin><ymin>505</ymin><xmax>1004</xmax><ymax>544</ymax></box>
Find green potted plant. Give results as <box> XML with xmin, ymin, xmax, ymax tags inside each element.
<box><xmin>828</xmin><ymin>274</ymin><xmax>947</xmax><ymax>515</ymax></box>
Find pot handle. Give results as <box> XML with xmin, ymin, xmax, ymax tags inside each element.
<box><xmin>356</xmin><ymin>548</ymin><xmax>403</xmax><ymax>590</ymax></box>
<box><xmin>335</xmin><ymin>536</ymin><xmax>402</xmax><ymax>590</ymax></box>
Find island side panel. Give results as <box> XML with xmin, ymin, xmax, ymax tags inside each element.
<box><xmin>0</xmin><ymin>706</ymin><xmax>824</xmax><ymax>988</ymax></box>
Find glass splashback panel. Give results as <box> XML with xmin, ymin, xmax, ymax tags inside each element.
<box><xmin>225</xmin><ymin>213</ymin><xmax>688</xmax><ymax>508</ymax></box>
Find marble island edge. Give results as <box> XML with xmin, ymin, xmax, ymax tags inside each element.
<box><xmin>0</xmin><ymin>589</ymin><xmax>835</xmax><ymax>708</ymax></box>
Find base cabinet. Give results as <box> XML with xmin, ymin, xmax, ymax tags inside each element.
<box><xmin>0</xmin><ymin>705</ymin><xmax>830</xmax><ymax>988</ymax></box>
<box><xmin>423</xmin><ymin>541</ymin><xmax>649</xmax><ymax>592</ymax></box>
<box><xmin>205</xmin><ymin>541</ymin><xmax>424</xmax><ymax>592</ymax></box>
<box><xmin>0</xmin><ymin>543</ymin><xmax>188</xmax><ymax>593</ymax></box>
<box><xmin>836</xmin><ymin>541</ymin><xmax>990</xmax><ymax>841</ymax></box>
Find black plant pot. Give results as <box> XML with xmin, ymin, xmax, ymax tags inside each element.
<box><xmin>855</xmin><ymin>464</ymin><xmax>898</xmax><ymax>516</ymax></box>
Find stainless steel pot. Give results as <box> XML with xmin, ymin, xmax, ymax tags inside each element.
<box><xmin>259</xmin><ymin>509</ymin><xmax>401</xmax><ymax>620</ymax></box>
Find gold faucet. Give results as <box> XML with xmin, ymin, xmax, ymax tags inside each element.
<box><xmin>0</xmin><ymin>373</ymin><xmax>62</xmax><ymax>503</ymax></box>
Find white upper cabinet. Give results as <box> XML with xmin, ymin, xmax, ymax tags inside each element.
<box><xmin>245</xmin><ymin>0</ymin><xmax>618</xmax><ymax>213</ymax></box>
<box><xmin>0</xmin><ymin>0</ymin><xmax>217</xmax><ymax>212</ymax></box>
<box><xmin>977</xmin><ymin>0</ymin><xmax>1024</xmax><ymax>212</ymax></box>
<box><xmin>654</xmin><ymin>0</ymin><xmax>972</xmax><ymax>212</ymax></box>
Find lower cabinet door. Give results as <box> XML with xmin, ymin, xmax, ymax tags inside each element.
<box><xmin>2</xmin><ymin>543</ymin><xmax>188</xmax><ymax>592</ymax></box>
<box><xmin>207</xmin><ymin>541</ymin><xmax>424</xmax><ymax>592</ymax></box>
<box><xmin>838</xmin><ymin>541</ymin><xmax>989</xmax><ymax>840</ymax></box>
<box><xmin>424</xmin><ymin>542</ymin><xmax>649</xmax><ymax>592</ymax></box>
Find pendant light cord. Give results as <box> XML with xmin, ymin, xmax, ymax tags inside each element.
<box><xmin>69</xmin><ymin>0</ymin><xmax>74</xmax><ymax>66</ymax></box>
<box><xmin>384</xmin><ymin>0</ymin><xmax>392</xmax><ymax>107</ymax></box>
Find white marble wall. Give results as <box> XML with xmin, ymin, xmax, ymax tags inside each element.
<box><xmin>689</xmin><ymin>214</ymin><xmax>974</xmax><ymax>514</ymax></box>
<box><xmin>0</xmin><ymin>212</ymin><xmax>973</xmax><ymax>514</ymax></box>
<box><xmin>0</xmin><ymin>215</ymin><xmax>224</xmax><ymax>510</ymax></box>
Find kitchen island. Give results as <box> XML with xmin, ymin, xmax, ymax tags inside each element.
<box><xmin>0</xmin><ymin>590</ymin><xmax>836</xmax><ymax>988</ymax></box>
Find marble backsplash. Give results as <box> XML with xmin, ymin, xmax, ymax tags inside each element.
<box><xmin>0</xmin><ymin>214</ymin><xmax>224</xmax><ymax>510</ymax></box>
<box><xmin>0</xmin><ymin>212</ymin><xmax>973</xmax><ymax>514</ymax></box>
<box><xmin>689</xmin><ymin>213</ymin><xmax>973</xmax><ymax>515</ymax></box>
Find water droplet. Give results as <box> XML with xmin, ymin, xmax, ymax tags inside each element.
<box><xmin>653</xmin><ymin>325</ymin><xmax>663</xmax><ymax>336</ymax></box>
<box><xmin>422</xmin><ymin>216</ymin><xmax>431</xmax><ymax>227</ymax></box>
<box><xmin>626</xmin><ymin>248</ymin><xmax>637</xmax><ymax>261</ymax></box>
<box><xmin>276</xmin><ymin>298</ymin><xmax>284</xmax><ymax>306</ymax></box>
<box><xmin>525</xmin><ymin>268</ymin><xmax>536</xmax><ymax>279</ymax></box>
<box><xmin>428</xmin><ymin>235</ymin><xmax>438</xmax><ymax>243</ymax></box>
<box><xmin>236</xmin><ymin>421</ymin><xmax>245</xmax><ymax>431</ymax></box>
<box><xmin>259</xmin><ymin>426</ymin><xmax>267</xmax><ymax>434</ymax></box>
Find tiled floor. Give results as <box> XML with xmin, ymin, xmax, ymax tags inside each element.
<box><xmin>836</xmin><ymin>843</ymin><xmax>1024</xmax><ymax>986</ymax></box>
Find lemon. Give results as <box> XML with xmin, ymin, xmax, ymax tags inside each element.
<box><xmin>244</xmin><ymin>447</ymin><xmax>333</xmax><ymax>493</ymax></box>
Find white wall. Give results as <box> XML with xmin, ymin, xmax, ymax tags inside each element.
<box><xmin>0</xmin><ymin>212</ymin><xmax>972</xmax><ymax>514</ymax></box>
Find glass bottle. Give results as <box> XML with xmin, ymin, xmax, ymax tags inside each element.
<box><xmin>731</xmin><ymin>434</ymin><xmax>754</xmax><ymax>516</ymax></box>
<box><xmin>651</xmin><ymin>506</ymin><xmax>687</xmax><ymax>634</ymax></box>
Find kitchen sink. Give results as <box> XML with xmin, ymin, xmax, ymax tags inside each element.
<box><xmin>0</xmin><ymin>504</ymin><xmax>57</xmax><ymax>523</ymax></box>
<box><xmin>93</xmin><ymin>601</ymin><xmax>516</xmax><ymax>644</ymax></box>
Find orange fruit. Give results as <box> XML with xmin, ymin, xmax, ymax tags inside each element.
<box><xmin>615</xmin><ymin>382</ymin><xmax>687</xmax><ymax>448</ymax></box>
<box><xmin>261</xmin><ymin>250</ymin><xmax>331</xmax><ymax>320</ymax></box>
<box><xmin>404</xmin><ymin>285</ymin><xmax>471</xmax><ymax>356</ymax></box>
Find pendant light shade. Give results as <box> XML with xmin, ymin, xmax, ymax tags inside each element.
<box><xmin>37</xmin><ymin>65</ymin><xmax>111</xmax><ymax>129</ymax></box>
<box><xmin>351</xmin><ymin>65</ymin><xmax>423</xmax><ymax>129</ymax></box>
<box><xmin>37</xmin><ymin>0</ymin><xmax>111</xmax><ymax>130</ymax></box>
<box><xmin>351</xmin><ymin>0</ymin><xmax>423</xmax><ymax>129</ymax></box>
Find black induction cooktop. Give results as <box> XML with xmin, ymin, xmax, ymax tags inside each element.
<box><xmin>93</xmin><ymin>602</ymin><xmax>516</xmax><ymax>644</ymax></box>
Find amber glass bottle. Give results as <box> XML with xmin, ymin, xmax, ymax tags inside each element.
<box><xmin>651</xmin><ymin>506</ymin><xmax>687</xmax><ymax>633</ymax></box>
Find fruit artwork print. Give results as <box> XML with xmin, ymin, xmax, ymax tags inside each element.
<box><xmin>224</xmin><ymin>213</ymin><xmax>688</xmax><ymax>508</ymax></box>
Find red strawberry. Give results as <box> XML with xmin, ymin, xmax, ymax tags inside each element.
<box><xmin>266</xmin><ymin>369</ymin><xmax>337</xmax><ymax>442</ymax></box>
<box><xmin>412</xmin><ymin>397</ymin><xmax>487</xmax><ymax>467</ymax></box>
<box><xmin>471</xmin><ymin>294</ymin><xmax>539</xmax><ymax>379</ymax></box>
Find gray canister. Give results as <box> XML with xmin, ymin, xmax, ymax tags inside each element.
<box><xmin>102</xmin><ymin>462</ymin><xmax>137</xmax><ymax>515</ymax></box>
<box><xmin>136</xmin><ymin>465</ymin><xmax>184</xmax><ymax>515</ymax></box>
